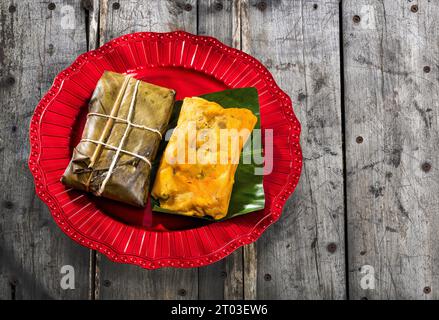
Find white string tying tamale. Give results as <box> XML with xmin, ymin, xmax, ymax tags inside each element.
<box><xmin>61</xmin><ymin>70</ymin><xmax>176</xmax><ymax>207</ymax></box>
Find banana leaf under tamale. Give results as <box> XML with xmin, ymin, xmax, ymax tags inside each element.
<box><xmin>61</xmin><ymin>71</ymin><xmax>175</xmax><ymax>207</ymax></box>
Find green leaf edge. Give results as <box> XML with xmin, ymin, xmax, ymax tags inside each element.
<box><xmin>151</xmin><ymin>87</ymin><xmax>265</xmax><ymax>222</ymax></box>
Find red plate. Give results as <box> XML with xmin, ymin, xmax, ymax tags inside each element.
<box><xmin>28</xmin><ymin>31</ymin><xmax>302</xmax><ymax>269</ymax></box>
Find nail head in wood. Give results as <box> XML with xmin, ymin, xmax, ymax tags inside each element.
<box><xmin>9</xmin><ymin>277</ymin><xmax>18</xmax><ymax>286</ymax></box>
<box><xmin>421</xmin><ymin>162</ymin><xmax>431</xmax><ymax>172</ymax></box>
<box><xmin>423</xmin><ymin>66</ymin><xmax>431</xmax><ymax>73</ymax></box>
<box><xmin>313</xmin><ymin>4</ymin><xmax>318</xmax><ymax>10</ymax></box>
<box><xmin>411</xmin><ymin>5</ymin><xmax>418</xmax><ymax>13</ymax></box>
<box><xmin>356</xmin><ymin>136</ymin><xmax>364</xmax><ymax>144</ymax></box>
<box><xmin>48</xmin><ymin>3</ymin><xmax>56</xmax><ymax>10</ymax></box>
<box><xmin>264</xmin><ymin>273</ymin><xmax>272</xmax><ymax>281</ymax></box>
<box><xmin>112</xmin><ymin>2</ymin><xmax>120</xmax><ymax>10</ymax></box>
<box><xmin>353</xmin><ymin>15</ymin><xmax>361</xmax><ymax>23</ymax></box>
<box><xmin>424</xmin><ymin>286</ymin><xmax>431</xmax><ymax>294</ymax></box>
<box><xmin>103</xmin><ymin>279</ymin><xmax>111</xmax><ymax>287</ymax></box>
<box><xmin>184</xmin><ymin>3</ymin><xmax>193</xmax><ymax>11</ymax></box>
<box><xmin>257</xmin><ymin>1</ymin><xmax>267</xmax><ymax>11</ymax></box>
<box><xmin>9</xmin><ymin>5</ymin><xmax>16</xmax><ymax>13</ymax></box>
<box><xmin>327</xmin><ymin>243</ymin><xmax>337</xmax><ymax>253</ymax></box>
<box><xmin>178</xmin><ymin>288</ymin><xmax>187</xmax><ymax>296</ymax></box>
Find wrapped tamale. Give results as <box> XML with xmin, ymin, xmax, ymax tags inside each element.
<box><xmin>151</xmin><ymin>97</ymin><xmax>257</xmax><ymax>220</ymax></box>
<box><xmin>62</xmin><ymin>71</ymin><xmax>175</xmax><ymax>207</ymax></box>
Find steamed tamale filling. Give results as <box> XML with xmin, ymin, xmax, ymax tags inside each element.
<box><xmin>151</xmin><ymin>97</ymin><xmax>257</xmax><ymax>220</ymax></box>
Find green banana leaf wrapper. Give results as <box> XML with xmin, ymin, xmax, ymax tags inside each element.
<box><xmin>61</xmin><ymin>71</ymin><xmax>175</xmax><ymax>207</ymax></box>
<box><xmin>151</xmin><ymin>87</ymin><xmax>265</xmax><ymax>221</ymax></box>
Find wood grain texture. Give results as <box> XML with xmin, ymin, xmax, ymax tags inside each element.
<box><xmin>240</xmin><ymin>0</ymin><xmax>258</xmax><ymax>299</ymax></box>
<box><xmin>0</xmin><ymin>0</ymin><xmax>91</xmax><ymax>299</ymax></box>
<box><xmin>95</xmin><ymin>0</ymin><xmax>198</xmax><ymax>299</ymax></box>
<box><xmin>343</xmin><ymin>0</ymin><xmax>439</xmax><ymax>300</ymax></box>
<box><xmin>197</xmin><ymin>0</ymin><xmax>244</xmax><ymax>300</ymax></box>
<box><xmin>242</xmin><ymin>0</ymin><xmax>346</xmax><ymax>299</ymax></box>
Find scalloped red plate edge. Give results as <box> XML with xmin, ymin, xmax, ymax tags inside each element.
<box><xmin>28</xmin><ymin>31</ymin><xmax>302</xmax><ymax>269</ymax></box>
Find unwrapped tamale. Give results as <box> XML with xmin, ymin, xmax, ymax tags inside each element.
<box><xmin>62</xmin><ymin>71</ymin><xmax>175</xmax><ymax>207</ymax></box>
<box><xmin>151</xmin><ymin>97</ymin><xmax>257</xmax><ymax>220</ymax></box>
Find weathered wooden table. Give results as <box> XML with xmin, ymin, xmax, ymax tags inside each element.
<box><xmin>1</xmin><ymin>0</ymin><xmax>438</xmax><ymax>300</ymax></box>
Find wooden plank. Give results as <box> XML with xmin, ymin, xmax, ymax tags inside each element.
<box><xmin>96</xmin><ymin>0</ymin><xmax>198</xmax><ymax>299</ymax></box>
<box><xmin>0</xmin><ymin>0</ymin><xmax>91</xmax><ymax>299</ymax></box>
<box><xmin>240</xmin><ymin>0</ymin><xmax>258</xmax><ymax>299</ymax></box>
<box><xmin>197</xmin><ymin>0</ymin><xmax>244</xmax><ymax>300</ymax></box>
<box><xmin>242</xmin><ymin>0</ymin><xmax>346</xmax><ymax>299</ymax></box>
<box><xmin>344</xmin><ymin>0</ymin><xmax>439</xmax><ymax>299</ymax></box>
<box><xmin>85</xmin><ymin>0</ymin><xmax>101</xmax><ymax>300</ymax></box>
